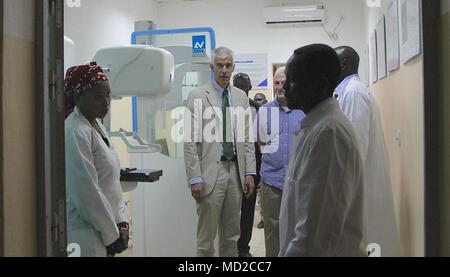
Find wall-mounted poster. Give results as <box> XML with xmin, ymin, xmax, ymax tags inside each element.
<box><xmin>370</xmin><ymin>31</ymin><xmax>378</xmax><ymax>84</ymax></box>
<box><xmin>400</xmin><ymin>0</ymin><xmax>421</xmax><ymax>64</ymax></box>
<box><xmin>234</xmin><ymin>53</ymin><xmax>268</xmax><ymax>90</ymax></box>
<box><xmin>364</xmin><ymin>44</ymin><xmax>370</xmax><ymax>87</ymax></box>
<box><xmin>386</xmin><ymin>0</ymin><xmax>400</xmax><ymax>71</ymax></box>
<box><xmin>376</xmin><ymin>15</ymin><xmax>387</xmax><ymax>80</ymax></box>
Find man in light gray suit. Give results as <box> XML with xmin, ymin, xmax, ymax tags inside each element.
<box><xmin>184</xmin><ymin>47</ymin><xmax>256</xmax><ymax>257</ymax></box>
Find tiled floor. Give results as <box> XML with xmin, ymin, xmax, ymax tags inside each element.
<box><xmin>248</xmin><ymin>212</ymin><xmax>266</xmax><ymax>257</ymax></box>
<box><xmin>117</xmin><ymin>209</ymin><xmax>266</xmax><ymax>257</ymax></box>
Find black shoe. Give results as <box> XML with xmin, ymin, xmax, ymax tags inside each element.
<box><xmin>257</xmin><ymin>220</ymin><xmax>264</xmax><ymax>229</ymax></box>
<box><xmin>239</xmin><ymin>252</ymin><xmax>253</xmax><ymax>258</ymax></box>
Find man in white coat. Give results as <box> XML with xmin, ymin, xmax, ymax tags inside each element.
<box><xmin>279</xmin><ymin>44</ymin><xmax>366</xmax><ymax>257</ymax></box>
<box><xmin>335</xmin><ymin>46</ymin><xmax>401</xmax><ymax>257</ymax></box>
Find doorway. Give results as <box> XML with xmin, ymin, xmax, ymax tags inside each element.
<box><xmin>56</xmin><ymin>0</ymin><xmax>445</xmax><ymax>257</ymax></box>
<box><xmin>422</xmin><ymin>0</ymin><xmax>443</xmax><ymax>257</ymax></box>
<box><xmin>0</xmin><ymin>0</ymin><xmax>4</xmax><ymax>257</ymax></box>
<box><xmin>35</xmin><ymin>0</ymin><xmax>67</xmax><ymax>256</ymax></box>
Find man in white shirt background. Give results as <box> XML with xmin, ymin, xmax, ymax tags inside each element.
<box><xmin>335</xmin><ymin>46</ymin><xmax>401</xmax><ymax>257</ymax></box>
<box><xmin>256</xmin><ymin>67</ymin><xmax>304</xmax><ymax>257</ymax></box>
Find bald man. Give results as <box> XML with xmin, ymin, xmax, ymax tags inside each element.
<box><xmin>256</xmin><ymin>67</ymin><xmax>305</xmax><ymax>257</ymax></box>
<box><xmin>335</xmin><ymin>46</ymin><xmax>401</xmax><ymax>256</ymax></box>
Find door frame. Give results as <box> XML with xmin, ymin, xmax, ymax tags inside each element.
<box><xmin>35</xmin><ymin>0</ymin><xmax>66</xmax><ymax>257</ymax></box>
<box><xmin>0</xmin><ymin>0</ymin><xmax>4</xmax><ymax>257</ymax></box>
<box><xmin>422</xmin><ymin>0</ymin><xmax>441</xmax><ymax>257</ymax></box>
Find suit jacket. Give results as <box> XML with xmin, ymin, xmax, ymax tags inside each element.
<box><xmin>248</xmin><ymin>98</ymin><xmax>262</xmax><ymax>186</ymax></box>
<box><xmin>184</xmin><ymin>81</ymin><xmax>257</xmax><ymax>196</ymax></box>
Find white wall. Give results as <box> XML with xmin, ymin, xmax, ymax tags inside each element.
<box><xmin>3</xmin><ymin>0</ymin><xmax>37</xmax><ymax>256</ymax></box>
<box><xmin>64</xmin><ymin>0</ymin><xmax>158</xmax><ymax>64</ymax></box>
<box><xmin>156</xmin><ymin>0</ymin><xmax>367</xmax><ymax>86</ymax></box>
<box><xmin>4</xmin><ymin>0</ymin><xmax>34</xmax><ymax>40</ymax></box>
<box><xmin>442</xmin><ymin>0</ymin><xmax>450</xmax><ymax>15</ymax></box>
<box><xmin>364</xmin><ymin>1</ymin><xmax>425</xmax><ymax>257</ymax></box>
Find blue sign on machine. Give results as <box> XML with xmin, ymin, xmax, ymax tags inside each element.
<box><xmin>192</xmin><ymin>35</ymin><xmax>207</xmax><ymax>57</ymax></box>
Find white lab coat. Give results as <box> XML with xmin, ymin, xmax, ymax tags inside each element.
<box><xmin>337</xmin><ymin>76</ymin><xmax>401</xmax><ymax>256</ymax></box>
<box><xmin>279</xmin><ymin>99</ymin><xmax>366</xmax><ymax>257</ymax></box>
<box><xmin>65</xmin><ymin>108</ymin><xmax>128</xmax><ymax>257</ymax></box>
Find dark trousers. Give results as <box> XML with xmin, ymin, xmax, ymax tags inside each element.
<box><xmin>237</xmin><ymin>184</ymin><xmax>257</xmax><ymax>254</ymax></box>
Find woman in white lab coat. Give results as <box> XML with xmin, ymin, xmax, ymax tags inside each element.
<box><xmin>65</xmin><ymin>62</ymin><xmax>129</xmax><ymax>257</ymax></box>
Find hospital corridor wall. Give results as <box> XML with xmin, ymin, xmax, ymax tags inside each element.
<box><xmin>364</xmin><ymin>1</ymin><xmax>426</xmax><ymax>257</ymax></box>
<box><xmin>438</xmin><ymin>0</ymin><xmax>450</xmax><ymax>257</ymax></box>
<box><xmin>1</xmin><ymin>0</ymin><xmax>38</xmax><ymax>256</ymax></box>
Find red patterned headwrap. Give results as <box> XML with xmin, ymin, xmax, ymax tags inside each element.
<box><xmin>64</xmin><ymin>61</ymin><xmax>108</xmax><ymax>118</ymax></box>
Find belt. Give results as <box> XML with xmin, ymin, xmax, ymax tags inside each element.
<box><xmin>220</xmin><ymin>155</ymin><xmax>237</xmax><ymax>162</ymax></box>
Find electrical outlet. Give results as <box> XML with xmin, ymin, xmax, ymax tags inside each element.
<box><xmin>395</xmin><ymin>129</ymin><xmax>401</xmax><ymax>147</ymax></box>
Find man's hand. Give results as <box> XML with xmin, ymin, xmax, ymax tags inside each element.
<box><xmin>244</xmin><ymin>176</ymin><xmax>255</xmax><ymax>199</ymax></box>
<box><xmin>106</xmin><ymin>223</ymin><xmax>129</xmax><ymax>257</ymax></box>
<box><xmin>106</xmin><ymin>237</ymin><xmax>125</xmax><ymax>257</ymax></box>
<box><xmin>116</xmin><ymin>222</ymin><xmax>129</xmax><ymax>253</ymax></box>
<box><xmin>191</xmin><ymin>183</ymin><xmax>205</xmax><ymax>203</ymax></box>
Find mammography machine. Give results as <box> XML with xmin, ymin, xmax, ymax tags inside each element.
<box><xmin>92</xmin><ymin>45</ymin><xmax>174</xmax><ymax>192</ymax></box>
<box><xmin>90</xmin><ymin>28</ymin><xmax>216</xmax><ymax>256</ymax></box>
<box><xmin>128</xmin><ymin>29</ymin><xmax>214</xmax><ymax>257</ymax></box>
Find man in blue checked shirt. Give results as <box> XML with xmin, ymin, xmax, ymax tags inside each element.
<box><xmin>256</xmin><ymin>67</ymin><xmax>305</xmax><ymax>257</ymax></box>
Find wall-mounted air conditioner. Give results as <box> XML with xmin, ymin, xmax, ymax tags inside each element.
<box><xmin>263</xmin><ymin>4</ymin><xmax>325</xmax><ymax>25</ymax></box>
